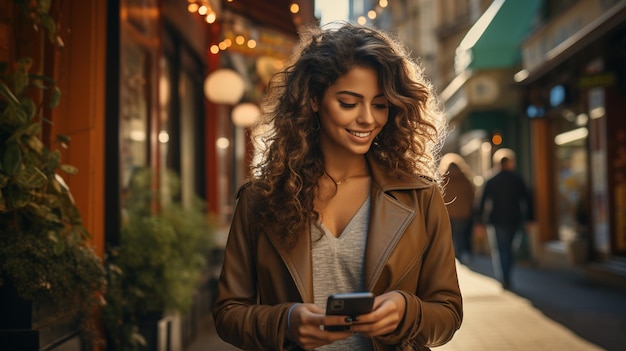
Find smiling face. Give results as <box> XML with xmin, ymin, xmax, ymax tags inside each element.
<box><xmin>315</xmin><ymin>66</ymin><xmax>389</xmax><ymax>159</ymax></box>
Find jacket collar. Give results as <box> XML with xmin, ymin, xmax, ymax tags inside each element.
<box><xmin>366</xmin><ymin>153</ymin><xmax>433</xmax><ymax>191</ymax></box>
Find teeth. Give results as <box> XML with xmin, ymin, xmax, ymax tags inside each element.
<box><xmin>350</xmin><ymin>131</ymin><xmax>371</xmax><ymax>138</ymax></box>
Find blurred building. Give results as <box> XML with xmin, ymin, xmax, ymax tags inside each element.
<box><xmin>516</xmin><ymin>0</ymin><xmax>626</xmax><ymax>281</ymax></box>
<box><xmin>434</xmin><ymin>0</ymin><xmax>626</xmax><ymax>284</ymax></box>
<box><xmin>358</xmin><ymin>0</ymin><xmax>626</xmax><ymax>286</ymax></box>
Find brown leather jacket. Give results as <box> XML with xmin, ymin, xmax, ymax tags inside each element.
<box><xmin>213</xmin><ymin>157</ymin><xmax>463</xmax><ymax>350</ymax></box>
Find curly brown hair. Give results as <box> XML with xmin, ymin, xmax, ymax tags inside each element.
<box><xmin>248</xmin><ymin>23</ymin><xmax>447</xmax><ymax>250</ymax></box>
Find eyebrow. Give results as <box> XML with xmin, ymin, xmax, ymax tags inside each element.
<box><xmin>336</xmin><ymin>91</ymin><xmax>386</xmax><ymax>99</ymax></box>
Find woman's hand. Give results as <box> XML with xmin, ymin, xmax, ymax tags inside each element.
<box><xmin>287</xmin><ymin>292</ymin><xmax>406</xmax><ymax>348</ymax></box>
<box><xmin>287</xmin><ymin>303</ymin><xmax>354</xmax><ymax>349</ymax></box>
<box><xmin>346</xmin><ymin>291</ymin><xmax>406</xmax><ymax>337</ymax></box>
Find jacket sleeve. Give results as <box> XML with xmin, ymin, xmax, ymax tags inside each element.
<box><xmin>212</xmin><ymin>185</ymin><xmax>296</xmax><ymax>350</ymax></box>
<box><xmin>377</xmin><ymin>184</ymin><xmax>463</xmax><ymax>349</ymax></box>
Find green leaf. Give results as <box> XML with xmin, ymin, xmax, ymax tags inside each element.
<box><xmin>56</xmin><ymin>134</ymin><xmax>71</xmax><ymax>144</ymax></box>
<box><xmin>17</xmin><ymin>165</ymin><xmax>48</xmax><ymax>189</ymax></box>
<box><xmin>25</xmin><ymin>135</ymin><xmax>44</xmax><ymax>155</ymax></box>
<box><xmin>50</xmin><ymin>86</ymin><xmax>61</xmax><ymax>108</ymax></box>
<box><xmin>29</xmin><ymin>73</ymin><xmax>57</xmax><ymax>86</ymax></box>
<box><xmin>2</xmin><ymin>104</ymin><xmax>27</xmax><ymax>128</ymax></box>
<box><xmin>45</xmin><ymin>211</ymin><xmax>62</xmax><ymax>224</ymax></box>
<box><xmin>40</xmin><ymin>15</ymin><xmax>57</xmax><ymax>43</ymax></box>
<box><xmin>7</xmin><ymin>183</ymin><xmax>29</xmax><ymax>208</ymax></box>
<box><xmin>0</xmin><ymin>81</ymin><xmax>20</xmax><ymax>106</ymax></box>
<box><xmin>53</xmin><ymin>238</ymin><xmax>65</xmax><ymax>255</ymax></box>
<box><xmin>26</xmin><ymin>202</ymin><xmax>49</xmax><ymax>218</ymax></box>
<box><xmin>3</xmin><ymin>142</ymin><xmax>23</xmax><ymax>176</ymax></box>
<box><xmin>13</xmin><ymin>64</ymin><xmax>30</xmax><ymax>96</ymax></box>
<box><xmin>24</xmin><ymin>122</ymin><xmax>42</xmax><ymax>137</ymax></box>
<box><xmin>21</xmin><ymin>97</ymin><xmax>37</xmax><ymax>122</ymax></box>
<box><xmin>70</xmin><ymin>227</ymin><xmax>81</xmax><ymax>245</ymax></box>
<box><xmin>60</xmin><ymin>164</ymin><xmax>78</xmax><ymax>175</ymax></box>
<box><xmin>48</xmin><ymin>150</ymin><xmax>61</xmax><ymax>170</ymax></box>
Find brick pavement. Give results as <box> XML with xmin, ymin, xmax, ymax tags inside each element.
<box><xmin>188</xmin><ymin>261</ymin><xmax>605</xmax><ymax>351</ymax></box>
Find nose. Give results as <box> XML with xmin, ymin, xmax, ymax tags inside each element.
<box><xmin>356</xmin><ymin>105</ymin><xmax>376</xmax><ymax>125</ymax></box>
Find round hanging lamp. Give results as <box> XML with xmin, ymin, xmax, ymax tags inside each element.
<box><xmin>204</xmin><ymin>68</ymin><xmax>245</xmax><ymax>105</ymax></box>
<box><xmin>232</xmin><ymin>102</ymin><xmax>261</xmax><ymax>127</ymax></box>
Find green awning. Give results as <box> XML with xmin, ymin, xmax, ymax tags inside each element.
<box><xmin>456</xmin><ymin>0</ymin><xmax>541</xmax><ymax>71</ymax></box>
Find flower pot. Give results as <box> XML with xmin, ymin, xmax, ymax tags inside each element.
<box><xmin>0</xmin><ymin>279</ymin><xmax>39</xmax><ymax>351</ymax></box>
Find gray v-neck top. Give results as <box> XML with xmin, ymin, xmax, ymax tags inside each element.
<box><xmin>312</xmin><ymin>196</ymin><xmax>373</xmax><ymax>351</ymax></box>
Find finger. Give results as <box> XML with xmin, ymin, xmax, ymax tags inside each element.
<box><xmin>295</xmin><ymin>324</ymin><xmax>353</xmax><ymax>349</ymax></box>
<box><xmin>323</xmin><ymin>314</ymin><xmax>357</xmax><ymax>327</ymax></box>
<box><xmin>350</xmin><ymin>316</ymin><xmax>397</xmax><ymax>337</ymax></box>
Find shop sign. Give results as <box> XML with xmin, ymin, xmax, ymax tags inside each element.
<box><xmin>578</xmin><ymin>73</ymin><xmax>616</xmax><ymax>89</ymax></box>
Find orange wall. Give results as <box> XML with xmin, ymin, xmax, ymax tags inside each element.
<box><xmin>51</xmin><ymin>0</ymin><xmax>107</xmax><ymax>258</ymax></box>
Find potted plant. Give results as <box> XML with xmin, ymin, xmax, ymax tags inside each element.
<box><xmin>102</xmin><ymin>168</ymin><xmax>215</xmax><ymax>350</ymax></box>
<box><xmin>0</xmin><ymin>0</ymin><xmax>106</xmax><ymax>348</ymax></box>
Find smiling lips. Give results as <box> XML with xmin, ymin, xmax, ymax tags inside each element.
<box><xmin>348</xmin><ymin>130</ymin><xmax>372</xmax><ymax>138</ymax></box>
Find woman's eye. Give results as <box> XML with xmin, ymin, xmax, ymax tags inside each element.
<box><xmin>339</xmin><ymin>101</ymin><xmax>356</xmax><ymax>108</ymax></box>
<box><xmin>374</xmin><ymin>103</ymin><xmax>389</xmax><ymax>109</ymax></box>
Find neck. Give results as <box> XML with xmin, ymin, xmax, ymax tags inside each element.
<box><xmin>324</xmin><ymin>155</ymin><xmax>367</xmax><ymax>178</ymax></box>
<box><xmin>325</xmin><ymin>166</ymin><xmax>369</xmax><ymax>185</ymax></box>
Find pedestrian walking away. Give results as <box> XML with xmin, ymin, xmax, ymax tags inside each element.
<box><xmin>212</xmin><ymin>22</ymin><xmax>462</xmax><ymax>351</ymax></box>
<box><xmin>475</xmin><ymin>148</ymin><xmax>535</xmax><ymax>290</ymax></box>
<box><xmin>439</xmin><ymin>153</ymin><xmax>476</xmax><ymax>265</ymax></box>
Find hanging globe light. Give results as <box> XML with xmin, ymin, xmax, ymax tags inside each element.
<box><xmin>231</xmin><ymin>102</ymin><xmax>261</xmax><ymax>127</ymax></box>
<box><xmin>204</xmin><ymin>68</ymin><xmax>245</xmax><ymax>105</ymax></box>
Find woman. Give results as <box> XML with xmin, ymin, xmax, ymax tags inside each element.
<box><xmin>213</xmin><ymin>23</ymin><xmax>462</xmax><ymax>350</ymax></box>
<box><xmin>439</xmin><ymin>153</ymin><xmax>476</xmax><ymax>264</ymax></box>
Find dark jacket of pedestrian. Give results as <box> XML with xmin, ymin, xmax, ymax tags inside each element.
<box><xmin>476</xmin><ymin>157</ymin><xmax>534</xmax><ymax>226</ymax></box>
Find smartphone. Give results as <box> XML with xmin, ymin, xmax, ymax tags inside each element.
<box><xmin>324</xmin><ymin>292</ymin><xmax>374</xmax><ymax>331</ymax></box>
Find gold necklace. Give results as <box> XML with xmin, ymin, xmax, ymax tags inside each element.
<box><xmin>325</xmin><ymin>167</ymin><xmax>369</xmax><ymax>185</ymax></box>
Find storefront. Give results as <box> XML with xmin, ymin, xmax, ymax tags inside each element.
<box><xmin>104</xmin><ymin>0</ymin><xmax>315</xmax><ymax>348</ymax></box>
<box><xmin>518</xmin><ymin>0</ymin><xmax>626</xmax><ymax>271</ymax></box>
<box><xmin>439</xmin><ymin>0</ymin><xmax>541</xmax><ymax>217</ymax></box>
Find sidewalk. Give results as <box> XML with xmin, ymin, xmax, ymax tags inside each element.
<box><xmin>188</xmin><ymin>260</ymin><xmax>613</xmax><ymax>351</ymax></box>
<box><xmin>432</xmin><ymin>262</ymin><xmax>603</xmax><ymax>351</ymax></box>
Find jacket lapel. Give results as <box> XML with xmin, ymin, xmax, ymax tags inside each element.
<box><xmin>266</xmin><ymin>227</ymin><xmax>314</xmax><ymax>303</ymax></box>
<box><xmin>364</xmin><ymin>183</ymin><xmax>416</xmax><ymax>291</ymax></box>
<box><xmin>364</xmin><ymin>155</ymin><xmax>430</xmax><ymax>292</ymax></box>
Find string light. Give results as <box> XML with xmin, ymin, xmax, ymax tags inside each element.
<box><xmin>355</xmin><ymin>0</ymin><xmax>391</xmax><ymax>26</ymax></box>
<box><xmin>187</xmin><ymin>3</ymin><xmax>199</xmax><ymax>12</ymax></box>
<box><xmin>290</xmin><ymin>2</ymin><xmax>300</xmax><ymax>14</ymax></box>
<box><xmin>195</xmin><ymin>0</ymin><xmax>301</xmax><ymax>56</ymax></box>
<box><xmin>187</xmin><ymin>0</ymin><xmax>220</xmax><ymax>24</ymax></box>
<box><xmin>205</xmin><ymin>12</ymin><xmax>216</xmax><ymax>23</ymax></box>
